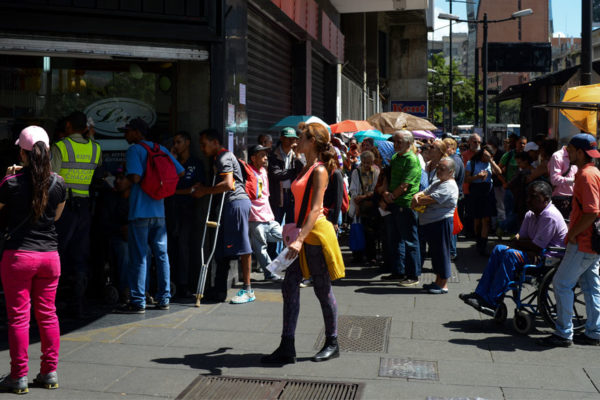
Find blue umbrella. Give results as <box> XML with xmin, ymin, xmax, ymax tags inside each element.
<box><xmin>353</xmin><ymin>129</ymin><xmax>391</xmax><ymax>143</ymax></box>
<box><xmin>375</xmin><ymin>140</ymin><xmax>395</xmax><ymax>166</ymax></box>
<box><xmin>270</xmin><ymin>115</ymin><xmax>331</xmax><ymax>132</ymax></box>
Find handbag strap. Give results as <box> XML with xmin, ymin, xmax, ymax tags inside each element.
<box><xmin>3</xmin><ymin>173</ymin><xmax>58</xmax><ymax>239</ymax></box>
<box><xmin>295</xmin><ymin>164</ymin><xmax>320</xmax><ymax>228</ymax></box>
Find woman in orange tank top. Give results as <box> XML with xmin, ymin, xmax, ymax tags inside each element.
<box><xmin>262</xmin><ymin>122</ymin><xmax>343</xmax><ymax>365</ymax></box>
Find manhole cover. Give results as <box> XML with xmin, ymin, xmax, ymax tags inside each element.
<box><xmin>176</xmin><ymin>376</ymin><xmax>364</xmax><ymax>400</ymax></box>
<box><xmin>379</xmin><ymin>357</ymin><xmax>439</xmax><ymax>380</ymax></box>
<box><xmin>315</xmin><ymin>315</ymin><xmax>391</xmax><ymax>353</ymax></box>
<box><xmin>421</xmin><ymin>264</ymin><xmax>460</xmax><ymax>284</ymax></box>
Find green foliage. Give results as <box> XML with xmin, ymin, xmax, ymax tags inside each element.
<box><xmin>427</xmin><ymin>54</ymin><xmax>476</xmax><ymax>130</ymax></box>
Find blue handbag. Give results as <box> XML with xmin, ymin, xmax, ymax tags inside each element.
<box><xmin>349</xmin><ymin>221</ymin><xmax>366</xmax><ymax>252</ymax></box>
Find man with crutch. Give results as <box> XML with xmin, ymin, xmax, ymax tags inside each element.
<box><xmin>195</xmin><ymin>129</ymin><xmax>254</xmax><ymax>304</ymax></box>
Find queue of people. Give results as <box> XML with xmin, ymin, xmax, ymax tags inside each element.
<box><xmin>3</xmin><ymin>115</ymin><xmax>600</xmax><ymax>395</ymax></box>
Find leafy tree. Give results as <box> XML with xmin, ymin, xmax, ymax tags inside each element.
<box><xmin>427</xmin><ymin>53</ymin><xmax>476</xmax><ymax>130</ymax></box>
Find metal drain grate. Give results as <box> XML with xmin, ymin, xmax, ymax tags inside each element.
<box><xmin>314</xmin><ymin>315</ymin><xmax>391</xmax><ymax>353</ymax></box>
<box><xmin>379</xmin><ymin>357</ymin><xmax>439</xmax><ymax>380</ymax></box>
<box><xmin>176</xmin><ymin>376</ymin><xmax>364</xmax><ymax>400</ymax></box>
<box><xmin>421</xmin><ymin>264</ymin><xmax>460</xmax><ymax>284</ymax></box>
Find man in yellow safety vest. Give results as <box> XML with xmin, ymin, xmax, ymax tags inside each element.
<box><xmin>52</xmin><ymin>111</ymin><xmax>102</xmax><ymax>317</ymax></box>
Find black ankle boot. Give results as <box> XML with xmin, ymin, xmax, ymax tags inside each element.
<box><xmin>261</xmin><ymin>336</ymin><xmax>296</xmax><ymax>364</ymax></box>
<box><xmin>313</xmin><ymin>336</ymin><xmax>339</xmax><ymax>362</ymax></box>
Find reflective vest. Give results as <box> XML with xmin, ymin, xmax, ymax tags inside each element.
<box><xmin>56</xmin><ymin>137</ymin><xmax>101</xmax><ymax>197</ymax></box>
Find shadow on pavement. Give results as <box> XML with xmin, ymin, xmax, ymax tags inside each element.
<box><xmin>354</xmin><ymin>287</ymin><xmax>422</xmax><ymax>295</ymax></box>
<box><xmin>152</xmin><ymin>347</ymin><xmax>313</xmax><ymax>375</ymax></box>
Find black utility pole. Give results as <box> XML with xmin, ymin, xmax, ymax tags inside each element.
<box><xmin>474</xmin><ymin>47</ymin><xmax>479</xmax><ymax>127</ymax></box>
<box><xmin>449</xmin><ymin>0</ymin><xmax>454</xmax><ymax>133</ymax></box>
<box><xmin>482</xmin><ymin>13</ymin><xmax>488</xmax><ymax>138</ymax></box>
<box><xmin>582</xmin><ymin>0</ymin><xmax>593</xmax><ymax>85</ymax></box>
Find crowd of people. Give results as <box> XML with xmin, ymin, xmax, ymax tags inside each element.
<box><xmin>1</xmin><ymin>111</ymin><xmax>600</xmax><ymax>393</ymax></box>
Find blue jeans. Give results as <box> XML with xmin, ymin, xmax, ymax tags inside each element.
<box><xmin>249</xmin><ymin>220</ymin><xmax>282</xmax><ymax>278</ymax></box>
<box><xmin>391</xmin><ymin>206</ymin><xmax>421</xmax><ymax>279</ymax></box>
<box><xmin>475</xmin><ymin>245</ymin><xmax>528</xmax><ymax>307</ymax></box>
<box><xmin>128</xmin><ymin>217</ymin><xmax>171</xmax><ymax>308</ymax></box>
<box><xmin>500</xmin><ymin>189</ymin><xmax>518</xmax><ymax>234</ymax></box>
<box><xmin>110</xmin><ymin>236</ymin><xmax>150</xmax><ymax>293</ymax></box>
<box><xmin>552</xmin><ymin>243</ymin><xmax>600</xmax><ymax>340</ymax></box>
<box><xmin>383</xmin><ymin>213</ymin><xmax>404</xmax><ymax>275</ymax></box>
<box><xmin>450</xmin><ymin>234</ymin><xmax>457</xmax><ymax>257</ymax></box>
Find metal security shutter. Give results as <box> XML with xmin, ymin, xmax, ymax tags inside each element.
<box><xmin>247</xmin><ymin>7</ymin><xmax>293</xmax><ymax>144</ymax></box>
<box><xmin>311</xmin><ymin>54</ymin><xmax>326</xmax><ymax>120</ymax></box>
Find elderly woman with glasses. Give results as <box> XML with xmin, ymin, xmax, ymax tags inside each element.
<box><xmin>411</xmin><ymin>157</ymin><xmax>459</xmax><ymax>294</ymax></box>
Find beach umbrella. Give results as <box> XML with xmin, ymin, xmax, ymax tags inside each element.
<box><xmin>270</xmin><ymin>115</ymin><xmax>330</xmax><ymax>132</ymax></box>
<box><xmin>330</xmin><ymin>120</ymin><xmax>374</xmax><ymax>134</ymax></box>
<box><xmin>560</xmin><ymin>84</ymin><xmax>600</xmax><ymax>134</ymax></box>
<box><xmin>353</xmin><ymin>129</ymin><xmax>391</xmax><ymax>143</ymax></box>
<box><xmin>368</xmin><ymin>112</ymin><xmax>437</xmax><ymax>133</ymax></box>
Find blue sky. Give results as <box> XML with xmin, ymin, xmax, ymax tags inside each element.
<box><xmin>429</xmin><ymin>0</ymin><xmax>582</xmax><ymax>41</ymax></box>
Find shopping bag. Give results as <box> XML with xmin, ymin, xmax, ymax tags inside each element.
<box><xmin>349</xmin><ymin>222</ymin><xmax>366</xmax><ymax>251</ymax></box>
<box><xmin>452</xmin><ymin>207</ymin><xmax>463</xmax><ymax>235</ymax></box>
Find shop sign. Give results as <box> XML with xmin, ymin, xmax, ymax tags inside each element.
<box><xmin>391</xmin><ymin>100</ymin><xmax>428</xmax><ymax>118</ymax></box>
<box><xmin>84</xmin><ymin>98</ymin><xmax>156</xmax><ymax>137</ymax></box>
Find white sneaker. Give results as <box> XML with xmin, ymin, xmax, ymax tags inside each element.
<box><xmin>299</xmin><ymin>279</ymin><xmax>312</xmax><ymax>288</ymax></box>
<box><xmin>230</xmin><ymin>289</ymin><xmax>256</xmax><ymax>304</ymax></box>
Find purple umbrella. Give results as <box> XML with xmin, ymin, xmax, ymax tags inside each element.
<box><xmin>412</xmin><ymin>130</ymin><xmax>436</xmax><ymax>140</ymax></box>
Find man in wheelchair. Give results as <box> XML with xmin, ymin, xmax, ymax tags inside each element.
<box><xmin>460</xmin><ymin>181</ymin><xmax>568</xmax><ymax>315</ymax></box>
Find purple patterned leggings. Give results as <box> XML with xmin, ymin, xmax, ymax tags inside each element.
<box><xmin>282</xmin><ymin>243</ymin><xmax>338</xmax><ymax>337</ymax></box>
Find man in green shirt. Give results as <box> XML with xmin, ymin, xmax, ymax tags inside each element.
<box><xmin>383</xmin><ymin>131</ymin><xmax>422</xmax><ymax>287</ymax></box>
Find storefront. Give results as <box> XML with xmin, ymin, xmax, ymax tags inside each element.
<box><xmin>246</xmin><ymin>5</ymin><xmax>294</xmax><ymax>144</ymax></box>
<box><xmin>0</xmin><ymin>1</ymin><xmax>222</xmax><ymax>172</ymax></box>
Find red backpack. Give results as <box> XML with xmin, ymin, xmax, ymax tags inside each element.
<box><xmin>341</xmin><ymin>181</ymin><xmax>349</xmax><ymax>214</ymax></box>
<box><xmin>238</xmin><ymin>158</ymin><xmax>260</xmax><ymax>200</ymax></box>
<box><xmin>138</xmin><ymin>142</ymin><xmax>179</xmax><ymax>200</ymax></box>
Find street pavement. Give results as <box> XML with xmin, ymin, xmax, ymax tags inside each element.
<box><xmin>1</xmin><ymin>237</ymin><xmax>600</xmax><ymax>399</ymax></box>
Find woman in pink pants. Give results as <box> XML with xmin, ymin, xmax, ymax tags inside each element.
<box><xmin>0</xmin><ymin>126</ymin><xmax>66</xmax><ymax>394</ymax></box>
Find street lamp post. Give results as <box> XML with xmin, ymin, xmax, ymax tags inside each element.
<box><xmin>439</xmin><ymin>8</ymin><xmax>533</xmax><ymax>139</ymax></box>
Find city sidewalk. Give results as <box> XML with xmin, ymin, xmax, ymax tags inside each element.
<box><xmin>1</xmin><ymin>238</ymin><xmax>599</xmax><ymax>399</ymax></box>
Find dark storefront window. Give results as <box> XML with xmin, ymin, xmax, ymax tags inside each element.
<box><xmin>0</xmin><ymin>55</ymin><xmax>178</xmax><ymax>172</ymax></box>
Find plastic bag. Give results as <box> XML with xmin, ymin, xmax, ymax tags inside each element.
<box><xmin>266</xmin><ymin>248</ymin><xmax>298</xmax><ymax>279</ymax></box>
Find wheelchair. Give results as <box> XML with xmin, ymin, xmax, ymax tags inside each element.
<box><xmin>491</xmin><ymin>247</ymin><xmax>587</xmax><ymax>335</ymax></box>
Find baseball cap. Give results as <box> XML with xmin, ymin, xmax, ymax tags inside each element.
<box><xmin>118</xmin><ymin>117</ymin><xmax>149</xmax><ymax>135</ymax></box>
<box><xmin>248</xmin><ymin>144</ymin><xmax>270</xmax><ymax>156</ymax></box>
<box><xmin>15</xmin><ymin>126</ymin><xmax>50</xmax><ymax>151</ymax></box>
<box><xmin>281</xmin><ymin>127</ymin><xmax>298</xmax><ymax>138</ymax></box>
<box><xmin>569</xmin><ymin>133</ymin><xmax>600</xmax><ymax>158</ymax></box>
<box><xmin>523</xmin><ymin>142</ymin><xmax>539</xmax><ymax>152</ymax></box>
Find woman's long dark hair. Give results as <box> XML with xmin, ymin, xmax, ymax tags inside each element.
<box><xmin>26</xmin><ymin>141</ymin><xmax>52</xmax><ymax>221</ymax></box>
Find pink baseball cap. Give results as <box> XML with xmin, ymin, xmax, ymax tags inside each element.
<box><xmin>15</xmin><ymin>126</ymin><xmax>50</xmax><ymax>151</ymax></box>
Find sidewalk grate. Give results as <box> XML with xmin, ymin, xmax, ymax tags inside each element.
<box><xmin>421</xmin><ymin>264</ymin><xmax>460</xmax><ymax>284</ymax></box>
<box><xmin>176</xmin><ymin>376</ymin><xmax>364</xmax><ymax>400</ymax></box>
<box><xmin>379</xmin><ymin>357</ymin><xmax>439</xmax><ymax>380</ymax></box>
<box><xmin>314</xmin><ymin>315</ymin><xmax>391</xmax><ymax>353</ymax></box>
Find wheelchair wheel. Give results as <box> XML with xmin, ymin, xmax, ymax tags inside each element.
<box><xmin>493</xmin><ymin>302</ymin><xmax>507</xmax><ymax>325</ymax></box>
<box><xmin>538</xmin><ymin>267</ymin><xmax>587</xmax><ymax>332</ymax></box>
<box><xmin>513</xmin><ymin>310</ymin><xmax>533</xmax><ymax>335</ymax></box>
